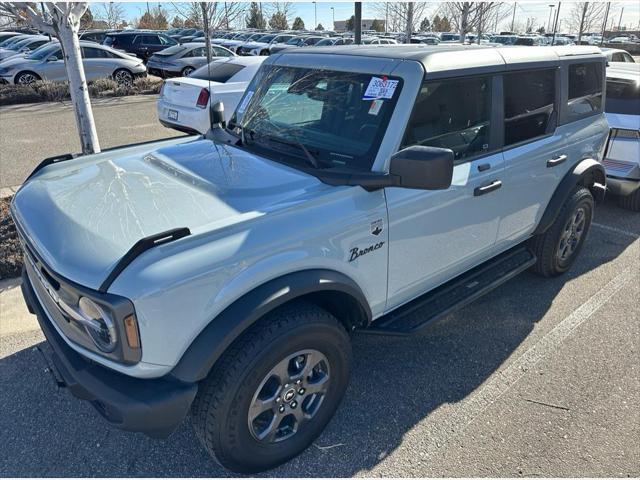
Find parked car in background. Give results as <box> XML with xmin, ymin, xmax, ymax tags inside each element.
<box><xmin>79</xmin><ymin>29</ymin><xmax>117</xmax><ymax>44</ymax></box>
<box><xmin>178</xmin><ymin>30</ymin><xmax>204</xmax><ymax>43</ymax></box>
<box><xmin>361</xmin><ymin>37</ymin><xmax>398</xmax><ymax>45</ymax></box>
<box><xmin>157</xmin><ymin>56</ymin><xmax>265</xmax><ymax>134</ymax></box>
<box><xmin>170</xmin><ymin>28</ymin><xmax>197</xmax><ymax>42</ymax></box>
<box><xmin>603</xmin><ymin>64</ymin><xmax>640</xmax><ymax>210</ymax></box>
<box><xmin>411</xmin><ymin>36</ymin><xmax>440</xmax><ymax>45</ymax></box>
<box><xmin>269</xmin><ymin>35</ymin><xmax>325</xmax><ymax>54</ymax></box>
<box><xmin>515</xmin><ymin>35</ymin><xmax>546</xmax><ymax>46</ymax></box>
<box><xmin>0</xmin><ymin>31</ymin><xmax>22</xmax><ymax>44</ymax></box>
<box><xmin>238</xmin><ymin>34</ymin><xmax>294</xmax><ymax>56</ymax></box>
<box><xmin>601</xmin><ymin>48</ymin><xmax>636</xmax><ymax>64</ymax></box>
<box><xmin>440</xmin><ymin>32</ymin><xmax>461</xmax><ymax>42</ymax></box>
<box><xmin>0</xmin><ymin>35</ymin><xmax>52</xmax><ymax>61</ymax></box>
<box><xmin>216</xmin><ymin>32</ymin><xmax>266</xmax><ymax>53</ymax></box>
<box><xmin>103</xmin><ymin>31</ymin><xmax>178</xmax><ymax>61</ymax></box>
<box><xmin>0</xmin><ymin>41</ymin><xmax>145</xmax><ymax>86</ymax></box>
<box><xmin>490</xmin><ymin>34</ymin><xmax>518</xmax><ymax>45</ymax></box>
<box><xmin>147</xmin><ymin>43</ymin><xmax>235</xmax><ymax>77</ymax></box>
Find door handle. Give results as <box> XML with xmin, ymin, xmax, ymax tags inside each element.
<box><xmin>547</xmin><ymin>154</ymin><xmax>568</xmax><ymax>168</ymax></box>
<box><xmin>474</xmin><ymin>180</ymin><xmax>502</xmax><ymax>196</ymax></box>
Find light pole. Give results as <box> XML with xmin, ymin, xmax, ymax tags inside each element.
<box><xmin>617</xmin><ymin>6</ymin><xmax>624</xmax><ymax>31</ymax></box>
<box><xmin>312</xmin><ymin>1</ymin><xmax>317</xmax><ymax>29</ymax></box>
<box><xmin>547</xmin><ymin>4</ymin><xmax>555</xmax><ymax>32</ymax></box>
<box><xmin>330</xmin><ymin>7</ymin><xmax>335</xmax><ymax>31</ymax></box>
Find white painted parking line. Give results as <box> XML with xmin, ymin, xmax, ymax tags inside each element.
<box><xmin>379</xmin><ymin>266</ymin><xmax>637</xmax><ymax>469</ymax></box>
<box><xmin>592</xmin><ymin>222</ymin><xmax>639</xmax><ymax>239</ymax></box>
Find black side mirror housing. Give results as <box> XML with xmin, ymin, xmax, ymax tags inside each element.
<box><xmin>389</xmin><ymin>145</ymin><xmax>454</xmax><ymax>190</ymax></box>
<box><xmin>209</xmin><ymin>101</ymin><xmax>225</xmax><ymax>128</ymax></box>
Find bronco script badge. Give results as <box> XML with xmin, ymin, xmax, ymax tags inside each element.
<box><xmin>349</xmin><ymin>242</ymin><xmax>385</xmax><ymax>262</ymax></box>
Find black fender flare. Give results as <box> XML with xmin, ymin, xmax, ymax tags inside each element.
<box><xmin>533</xmin><ymin>158</ymin><xmax>606</xmax><ymax>236</ymax></box>
<box><xmin>170</xmin><ymin>269</ymin><xmax>372</xmax><ymax>383</ymax></box>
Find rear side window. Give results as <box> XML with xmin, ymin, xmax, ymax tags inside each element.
<box><xmin>402</xmin><ymin>76</ymin><xmax>491</xmax><ymax>163</ymax></box>
<box><xmin>190</xmin><ymin>62</ymin><xmax>245</xmax><ymax>82</ymax></box>
<box><xmin>605</xmin><ymin>79</ymin><xmax>640</xmax><ymax>115</ymax></box>
<box><xmin>141</xmin><ymin>35</ymin><xmax>161</xmax><ymax>45</ymax></box>
<box><xmin>567</xmin><ymin>62</ymin><xmax>603</xmax><ymax>120</ymax></box>
<box><xmin>504</xmin><ymin>69</ymin><xmax>556</xmax><ymax>146</ymax></box>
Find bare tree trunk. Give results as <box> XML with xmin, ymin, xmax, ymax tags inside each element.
<box><xmin>578</xmin><ymin>2</ymin><xmax>588</xmax><ymax>44</ymax></box>
<box><xmin>405</xmin><ymin>2</ymin><xmax>414</xmax><ymax>44</ymax></box>
<box><xmin>54</xmin><ymin>12</ymin><xmax>100</xmax><ymax>154</ymax></box>
<box><xmin>460</xmin><ymin>2</ymin><xmax>470</xmax><ymax>43</ymax></box>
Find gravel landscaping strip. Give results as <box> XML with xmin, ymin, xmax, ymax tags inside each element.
<box><xmin>0</xmin><ymin>196</ymin><xmax>22</xmax><ymax>280</ymax></box>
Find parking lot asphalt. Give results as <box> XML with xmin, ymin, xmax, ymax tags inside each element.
<box><xmin>0</xmin><ymin>95</ymin><xmax>181</xmax><ymax>188</ymax></box>
<box><xmin>0</xmin><ymin>195</ymin><xmax>638</xmax><ymax>477</ymax></box>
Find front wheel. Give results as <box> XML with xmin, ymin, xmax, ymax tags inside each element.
<box><xmin>113</xmin><ymin>68</ymin><xmax>133</xmax><ymax>87</ymax></box>
<box><xmin>191</xmin><ymin>301</ymin><xmax>351</xmax><ymax>473</ymax></box>
<box><xmin>529</xmin><ymin>186</ymin><xmax>594</xmax><ymax>277</ymax></box>
<box><xmin>15</xmin><ymin>71</ymin><xmax>41</xmax><ymax>86</ymax></box>
<box><xmin>181</xmin><ymin>66</ymin><xmax>195</xmax><ymax>77</ymax></box>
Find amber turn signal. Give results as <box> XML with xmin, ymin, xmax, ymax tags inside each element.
<box><xmin>123</xmin><ymin>314</ymin><xmax>140</xmax><ymax>349</ymax></box>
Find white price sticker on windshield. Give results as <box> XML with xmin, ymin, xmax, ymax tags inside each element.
<box><xmin>363</xmin><ymin>76</ymin><xmax>398</xmax><ymax>100</ymax></box>
<box><xmin>237</xmin><ymin>90</ymin><xmax>254</xmax><ymax>113</ymax></box>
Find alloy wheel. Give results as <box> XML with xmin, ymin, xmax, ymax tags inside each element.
<box><xmin>17</xmin><ymin>73</ymin><xmax>38</xmax><ymax>86</ymax></box>
<box><xmin>248</xmin><ymin>349</ymin><xmax>330</xmax><ymax>443</ymax></box>
<box><xmin>557</xmin><ymin>206</ymin><xmax>586</xmax><ymax>262</ymax></box>
<box><xmin>114</xmin><ymin>70</ymin><xmax>133</xmax><ymax>87</ymax></box>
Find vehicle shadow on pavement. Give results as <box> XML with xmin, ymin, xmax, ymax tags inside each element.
<box><xmin>0</xmin><ymin>204</ymin><xmax>637</xmax><ymax>477</ymax></box>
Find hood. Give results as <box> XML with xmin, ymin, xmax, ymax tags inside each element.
<box><xmin>12</xmin><ymin>139</ymin><xmax>324</xmax><ymax>291</ymax></box>
<box><xmin>243</xmin><ymin>41</ymin><xmax>268</xmax><ymax>49</ymax></box>
<box><xmin>0</xmin><ymin>55</ymin><xmax>37</xmax><ymax>69</ymax></box>
<box><xmin>0</xmin><ymin>49</ymin><xmax>20</xmax><ymax>60</ymax></box>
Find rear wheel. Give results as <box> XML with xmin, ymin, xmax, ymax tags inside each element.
<box><xmin>113</xmin><ymin>68</ymin><xmax>133</xmax><ymax>87</ymax></box>
<box><xmin>181</xmin><ymin>66</ymin><xmax>195</xmax><ymax>77</ymax></box>
<box><xmin>15</xmin><ymin>71</ymin><xmax>41</xmax><ymax>86</ymax></box>
<box><xmin>191</xmin><ymin>301</ymin><xmax>351</xmax><ymax>473</ymax></box>
<box><xmin>618</xmin><ymin>188</ymin><xmax>640</xmax><ymax>212</ymax></box>
<box><xmin>529</xmin><ymin>186</ymin><xmax>594</xmax><ymax>277</ymax></box>
<box><xmin>260</xmin><ymin>49</ymin><xmax>269</xmax><ymax>56</ymax></box>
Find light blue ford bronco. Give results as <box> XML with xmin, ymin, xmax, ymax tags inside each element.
<box><xmin>12</xmin><ymin>45</ymin><xmax>608</xmax><ymax>472</ymax></box>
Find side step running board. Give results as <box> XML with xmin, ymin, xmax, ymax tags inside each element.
<box><xmin>365</xmin><ymin>246</ymin><xmax>536</xmax><ymax>336</ymax></box>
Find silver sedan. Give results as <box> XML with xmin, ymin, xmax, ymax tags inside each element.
<box><xmin>146</xmin><ymin>43</ymin><xmax>236</xmax><ymax>78</ymax></box>
<box><xmin>0</xmin><ymin>41</ymin><xmax>146</xmax><ymax>86</ymax></box>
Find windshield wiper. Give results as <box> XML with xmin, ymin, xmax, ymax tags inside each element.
<box><xmin>267</xmin><ymin>134</ymin><xmax>321</xmax><ymax>169</ymax></box>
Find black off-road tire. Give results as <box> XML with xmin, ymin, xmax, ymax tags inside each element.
<box><xmin>191</xmin><ymin>301</ymin><xmax>351</xmax><ymax>473</ymax></box>
<box><xmin>529</xmin><ymin>186</ymin><xmax>594</xmax><ymax>277</ymax></box>
<box><xmin>618</xmin><ymin>188</ymin><xmax>640</xmax><ymax>212</ymax></box>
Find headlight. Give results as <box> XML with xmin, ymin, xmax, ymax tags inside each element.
<box><xmin>78</xmin><ymin>296</ymin><xmax>117</xmax><ymax>353</ymax></box>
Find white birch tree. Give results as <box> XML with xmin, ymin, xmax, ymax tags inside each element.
<box><xmin>0</xmin><ymin>2</ymin><xmax>100</xmax><ymax>154</ymax></box>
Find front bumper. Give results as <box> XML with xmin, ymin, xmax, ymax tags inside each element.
<box><xmin>21</xmin><ymin>268</ymin><xmax>198</xmax><ymax>438</ymax></box>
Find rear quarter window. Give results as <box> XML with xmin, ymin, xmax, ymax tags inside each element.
<box><xmin>567</xmin><ymin>62</ymin><xmax>603</xmax><ymax>121</ymax></box>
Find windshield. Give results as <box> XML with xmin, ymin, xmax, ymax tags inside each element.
<box><xmin>0</xmin><ymin>35</ymin><xmax>26</xmax><ymax>48</ymax></box>
<box><xmin>7</xmin><ymin>37</ymin><xmax>34</xmax><ymax>51</ymax></box>
<box><xmin>26</xmin><ymin>42</ymin><xmax>60</xmax><ymax>60</ymax></box>
<box><xmin>256</xmin><ymin>34</ymin><xmax>276</xmax><ymax>43</ymax></box>
<box><xmin>286</xmin><ymin>37</ymin><xmax>303</xmax><ymax>45</ymax></box>
<box><xmin>315</xmin><ymin>38</ymin><xmax>335</xmax><ymax>46</ymax></box>
<box><xmin>229</xmin><ymin>66</ymin><xmax>402</xmax><ymax>172</ymax></box>
<box><xmin>606</xmin><ymin>78</ymin><xmax>640</xmax><ymax>115</ymax></box>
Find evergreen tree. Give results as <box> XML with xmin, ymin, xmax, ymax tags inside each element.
<box><xmin>316</xmin><ymin>23</ymin><xmax>324</xmax><ymax>31</ymax></box>
<box><xmin>419</xmin><ymin>17</ymin><xmax>430</xmax><ymax>32</ymax></box>
<box><xmin>171</xmin><ymin>16</ymin><xmax>184</xmax><ymax>28</ymax></box>
<box><xmin>370</xmin><ymin>19</ymin><xmax>384</xmax><ymax>32</ymax></box>
<box><xmin>345</xmin><ymin>15</ymin><xmax>355</xmax><ymax>31</ymax></box>
<box><xmin>246</xmin><ymin>2</ymin><xmax>266</xmax><ymax>29</ymax></box>
<box><xmin>269</xmin><ymin>11</ymin><xmax>288</xmax><ymax>30</ymax></box>
<box><xmin>292</xmin><ymin>16</ymin><xmax>305</xmax><ymax>30</ymax></box>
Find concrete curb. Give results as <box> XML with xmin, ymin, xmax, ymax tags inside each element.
<box><xmin>0</xmin><ymin>185</ymin><xmax>20</xmax><ymax>199</ymax></box>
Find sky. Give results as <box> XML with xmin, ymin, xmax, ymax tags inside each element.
<box><xmin>102</xmin><ymin>1</ymin><xmax>640</xmax><ymax>33</ymax></box>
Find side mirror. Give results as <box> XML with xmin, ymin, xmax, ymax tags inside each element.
<box><xmin>209</xmin><ymin>101</ymin><xmax>225</xmax><ymax>127</ymax></box>
<box><xmin>389</xmin><ymin>146</ymin><xmax>454</xmax><ymax>190</ymax></box>
<box><xmin>46</xmin><ymin>55</ymin><xmax>58</xmax><ymax>62</ymax></box>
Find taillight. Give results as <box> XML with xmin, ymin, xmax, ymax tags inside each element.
<box><xmin>196</xmin><ymin>88</ymin><xmax>210</xmax><ymax>109</ymax></box>
<box><xmin>159</xmin><ymin>81</ymin><xmax>165</xmax><ymax>97</ymax></box>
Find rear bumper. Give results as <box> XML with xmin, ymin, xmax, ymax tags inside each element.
<box><xmin>21</xmin><ymin>268</ymin><xmax>198</xmax><ymax>438</ymax></box>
